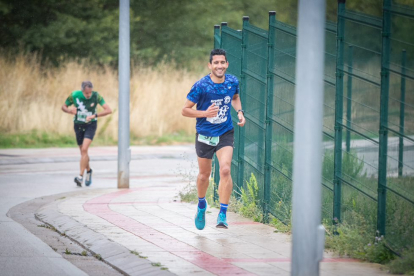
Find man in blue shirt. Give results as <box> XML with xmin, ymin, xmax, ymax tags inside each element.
<box><xmin>182</xmin><ymin>49</ymin><xmax>245</xmax><ymax>229</ymax></box>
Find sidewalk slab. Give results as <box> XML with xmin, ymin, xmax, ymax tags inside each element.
<box><xmin>36</xmin><ymin>192</ymin><xmax>172</xmax><ymax>276</ymax></box>
<box><xmin>36</xmin><ymin>182</ymin><xmax>391</xmax><ymax>276</ymax></box>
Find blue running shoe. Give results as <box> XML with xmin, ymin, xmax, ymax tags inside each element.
<box><xmin>85</xmin><ymin>168</ymin><xmax>93</xmax><ymax>186</ymax></box>
<box><xmin>216</xmin><ymin>212</ymin><xmax>228</xmax><ymax>229</ymax></box>
<box><xmin>195</xmin><ymin>205</ymin><xmax>207</xmax><ymax>230</ymax></box>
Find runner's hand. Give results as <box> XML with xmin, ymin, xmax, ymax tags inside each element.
<box><xmin>70</xmin><ymin>108</ymin><xmax>77</xmax><ymax>115</ymax></box>
<box><xmin>237</xmin><ymin>112</ymin><xmax>246</xmax><ymax>127</ymax></box>
<box><xmin>205</xmin><ymin>103</ymin><xmax>219</xmax><ymax>118</ymax></box>
<box><xmin>85</xmin><ymin>115</ymin><xmax>95</xmax><ymax>123</ymax></box>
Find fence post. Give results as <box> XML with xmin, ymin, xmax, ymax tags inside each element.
<box><xmin>398</xmin><ymin>50</ymin><xmax>406</xmax><ymax>177</ymax></box>
<box><xmin>236</xmin><ymin>17</ymin><xmax>249</xmax><ymax>196</ymax></box>
<box><xmin>346</xmin><ymin>45</ymin><xmax>353</xmax><ymax>153</ymax></box>
<box><xmin>214</xmin><ymin>25</ymin><xmax>221</xmax><ymax>49</ymax></box>
<box><xmin>333</xmin><ymin>0</ymin><xmax>346</xmax><ymax>223</ymax></box>
<box><xmin>264</xmin><ymin>11</ymin><xmax>276</xmax><ymax>223</ymax></box>
<box><xmin>291</xmin><ymin>0</ymin><xmax>326</xmax><ymax>274</ymax></box>
<box><xmin>378</xmin><ymin>0</ymin><xmax>391</xmax><ymax>236</ymax></box>
<box><xmin>118</xmin><ymin>0</ymin><xmax>130</xmax><ymax>189</ymax></box>
<box><xmin>212</xmin><ymin>25</ymin><xmax>222</xmax><ymax>202</ymax></box>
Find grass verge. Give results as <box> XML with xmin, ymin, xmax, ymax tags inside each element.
<box><xmin>325</xmin><ymin>220</ymin><xmax>414</xmax><ymax>275</ymax></box>
<box><xmin>0</xmin><ymin>130</ymin><xmax>193</xmax><ymax>148</ymax></box>
<box><xmin>0</xmin><ymin>131</ymin><xmax>77</xmax><ymax>148</ymax></box>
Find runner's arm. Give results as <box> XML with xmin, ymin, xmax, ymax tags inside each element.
<box><xmin>232</xmin><ymin>94</ymin><xmax>245</xmax><ymax>127</ymax></box>
<box><xmin>96</xmin><ymin>103</ymin><xmax>112</xmax><ymax>117</ymax></box>
<box><xmin>182</xmin><ymin>100</ymin><xmax>219</xmax><ymax>118</ymax></box>
<box><xmin>86</xmin><ymin>103</ymin><xmax>112</xmax><ymax>122</ymax></box>
<box><xmin>61</xmin><ymin>104</ymin><xmax>77</xmax><ymax>115</ymax></box>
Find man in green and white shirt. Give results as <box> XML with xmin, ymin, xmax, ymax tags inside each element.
<box><xmin>62</xmin><ymin>81</ymin><xmax>112</xmax><ymax>187</ymax></box>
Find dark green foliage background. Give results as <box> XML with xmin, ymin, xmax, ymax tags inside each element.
<box><xmin>2</xmin><ymin>0</ymin><xmax>407</xmax><ymax>67</ymax></box>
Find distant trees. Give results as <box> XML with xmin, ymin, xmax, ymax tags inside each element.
<box><xmin>0</xmin><ymin>0</ymin><xmax>286</xmax><ymax>66</ymax></box>
<box><xmin>0</xmin><ymin>0</ymin><xmax>119</xmax><ymax>65</ymax></box>
<box><xmin>1</xmin><ymin>0</ymin><xmax>410</xmax><ymax>67</ymax></box>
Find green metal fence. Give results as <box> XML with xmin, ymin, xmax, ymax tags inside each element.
<box><xmin>212</xmin><ymin>0</ymin><xmax>414</xmax><ymax>253</ymax></box>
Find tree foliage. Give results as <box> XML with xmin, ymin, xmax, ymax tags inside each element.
<box><xmin>0</xmin><ymin>0</ymin><xmax>119</xmax><ymax>65</ymax></box>
<box><xmin>0</xmin><ymin>0</ymin><xmax>293</xmax><ymax>66</ymax></box>
<box><xmin>0</xmin><ymin>0</ymin><xmax>412</xmax><ymax>67</ymax></box>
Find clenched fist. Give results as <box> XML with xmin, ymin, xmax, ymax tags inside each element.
<box><xmin>204</xmin><ymin>103</ymin><xmax>219</xmax><ymax>118</ymax></box>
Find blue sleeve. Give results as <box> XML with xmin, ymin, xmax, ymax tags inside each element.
<box><xmin>232</xmin><ymin>76</ymin><xmax>240</xmax><ymax>94</ymax></box>
<box><xmin>187</xmin><ymin>83</ymin><xmax>201</xmax><ymax>103</ymax></box>
<box><xmin>228</xmin><ymin>75</ymin><xmax>240</xmax><ymax>95</ymax></box>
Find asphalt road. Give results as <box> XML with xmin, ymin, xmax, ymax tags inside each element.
<box><xmin>0</xmin><ymin>145</ymin><xmax>196</xmax><ymax>276</ymax></box>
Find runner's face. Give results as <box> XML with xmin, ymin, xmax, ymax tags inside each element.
<box><xmin>209</xmin><ymin>55</ymin><xmax>228</xmax><ymax>79</ymax></box>
<box><xmin>82</xmin><ymin>87</ymin><xmax>92</xmax><ymax>99</ymax></box>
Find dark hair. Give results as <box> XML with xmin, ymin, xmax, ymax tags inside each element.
<box><xmin>209</xmin><ymin>49</ymin><xmax>227</xmax><ymax>63</ymax></box>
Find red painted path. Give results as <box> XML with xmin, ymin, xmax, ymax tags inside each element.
<box><xmin>84</xmin><ymin>189</ymin><xmax>358</xmax><ymax>276</ymax></box>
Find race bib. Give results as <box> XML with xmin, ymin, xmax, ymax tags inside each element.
<box><xmin>198</xmin><ymin>134</ymin><xmax>219</xmax><ymax>146</ymax></box>
<box><xmin>77</xmin><ymin>110</ymin><xmax>92</xmax><ymax>122</ymax></box>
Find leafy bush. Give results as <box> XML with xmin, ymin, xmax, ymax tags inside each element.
<box><xmin>325</xmin><ymin>215</ymin><xmax>394</xmax><ymax>264</ymax></box>
<box><xmin>269</xmin><ymin>215</ymin><xmax>291</xmax><ymax>233</ymax></box>
<box><xmin>388</xmin><ymin>247</ymin><xmax>414</xmax><ymax>275</ymax></box>
<box><xmin>237</xmin><ymin>173</ymin><xmax>263</xmax><ymax>222</ymax></box>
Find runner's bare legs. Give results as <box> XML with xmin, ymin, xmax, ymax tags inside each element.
<box><xmin>216</xmin><ymin>146</ymin><xmax>234</xmax><ymax>204</ymax></box>
<box><xmin>79</xmin><ymin>138</ymin><xmax>92</xmax><ymax>176</ymax></box>
<box><xmin>78</xmin><ymin>146</ymin><xmax>90</xmax><ymax>173</ymax></box>
<box><xmin>196</xmin><ymin>157</ymin><xmax>212</xmax><ymax>198</ymax></box>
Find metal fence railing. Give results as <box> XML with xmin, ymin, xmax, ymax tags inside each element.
<box><xmin>212</xmin><ymin>0</ymin><xmax>414</xmax><ymax>253</ymax></box>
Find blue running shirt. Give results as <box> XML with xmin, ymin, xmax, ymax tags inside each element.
<box><xmin>187</xmin><ymin>74</ymin><xmax>240</xmax><ymax>137</ymax></box>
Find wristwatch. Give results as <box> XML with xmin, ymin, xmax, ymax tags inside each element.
<box><xmin>95</xmin><ymin>114</ymin><xmax>98</xmax><ymax>118</ymax></box>
<box><xmin>237</xmin><ymin>109</ymin><xmax>244</xmax><ymax>115</ymax></box>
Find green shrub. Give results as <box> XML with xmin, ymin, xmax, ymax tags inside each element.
<box><xmin>388</xmin><ymin>247</ymin><xmax>414</xmax><ymax>275</ymax></box>
<box><xmin>237</xmin><ymin>173</ymin><xmax>263</xmax><ymax>222</ymax></box>
<box><xmin>325</xmin><ymin>217</ymin><xmax>394</xmax><ymax>264</ymax></box>
<box><xmin>269</xmin><ymin>214</ymin><xmax>291</xmax><ymax>233</ymax></box>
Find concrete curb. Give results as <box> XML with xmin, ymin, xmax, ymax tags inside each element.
<box><xmin>35</xmin><ymin>191</ymin><xmax>173</xmax><ymax>276</ymax></box>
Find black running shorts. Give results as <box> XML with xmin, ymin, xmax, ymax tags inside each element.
<box><xmin>74</xmin><ymin>121</ymin><xmax>97</xmax><ymax>146</ymax></box>
<box><xmin>195</xmin><ymin>129</ymin><xmax>234</xmax><ymax>159</ymax></box>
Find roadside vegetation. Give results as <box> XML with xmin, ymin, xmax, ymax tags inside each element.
<box><xmin>0</xmin><ymin>54</ymin><xmax>197</xmax><ymax>148</ymax></box>
<box><xmin>179</xmin><ymin>170</ymin><xmax>414</xmax><ymax>275</ymax></box>
<box><xmin>0</xmin><ymin>129</ymin><xmax>193</xmax><ymax>148</ymax></box>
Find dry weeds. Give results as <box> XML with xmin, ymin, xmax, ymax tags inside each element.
<box><xmin>0</xmin><ymin>54</ymin><xmax>204</xmax><ymax>140</ymax></box>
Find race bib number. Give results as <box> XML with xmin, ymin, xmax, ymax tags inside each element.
<box><xmin>198</xmin><ymin>134</ymin><xmax>219</xmax><ymax>146</ymax></box>
<box><xmin>77</xmin><ymin>110</ymin><xmax>92</xmax><ymax>122</ymax></box>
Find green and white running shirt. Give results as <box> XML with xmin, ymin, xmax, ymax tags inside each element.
<box><xmin>65</xmin><ymin>90</ymin><xmax>106</xmax><ymax>124</ymax></box>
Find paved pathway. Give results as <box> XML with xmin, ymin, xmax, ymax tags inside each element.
<box><xmin>1</xmin><ymin>146</ymin><xmax>391</xmax><ymax>275</ymax></box>
<box><xmin>37</xmin><ymin>185</ymin><xmax>390</xmax><ymax>276</ymax></box>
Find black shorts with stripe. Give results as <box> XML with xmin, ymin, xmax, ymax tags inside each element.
<box><xmin>195</xmin><ymin>129</ymin><xmax>234</xmax><ymax>159</ymax></box>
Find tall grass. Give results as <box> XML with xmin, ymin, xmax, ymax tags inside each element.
<box><xmin>0</xmin><ymin>54</ymin><xmax>202</xmax><ymax>141</ymax></box>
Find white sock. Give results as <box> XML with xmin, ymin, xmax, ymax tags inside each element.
<box><xmin>79</xmin><ymin>175</ymin><xmax>83</xmax><ymax>179</ymax></box>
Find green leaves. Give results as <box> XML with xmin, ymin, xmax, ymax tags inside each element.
<box><xmin>1</xmin><ymin>0</ymin><xmax>402</xmax><ymax>67</ymax></box>
<box><xmin>0</xmin><ymin>0</ymin><xmax>280</xmax><ymax>66</ymax></box>
<box><xmin>239</xmin><ymin>173</ymin><xmax>263</xmax><ymax>222</ymax></box>
<box><xmin>0</xmin><ymin>0</ymin><xmax>118</xmax><ymax>65</ymax></box>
